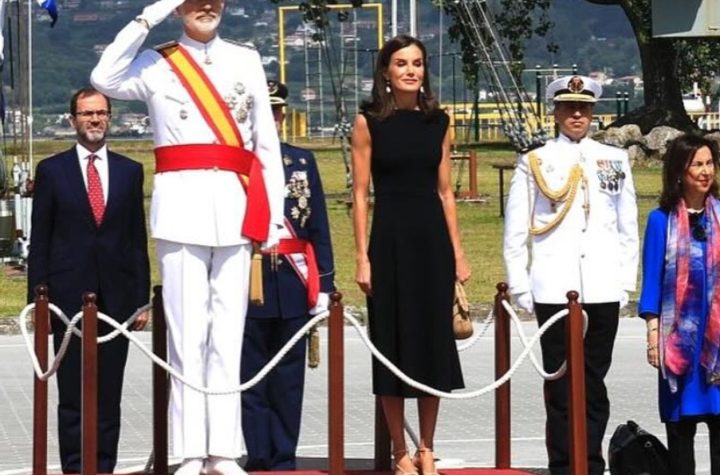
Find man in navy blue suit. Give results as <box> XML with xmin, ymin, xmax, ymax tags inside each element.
<box><xmin>27</xmin><ymin>87</ymin><xmax>150</xmax><ymax>474</ymax></box>
<box><xmin>241</xmin><ymin>81</ymin><xmax>335</xmax><ymax>471</ymax></box>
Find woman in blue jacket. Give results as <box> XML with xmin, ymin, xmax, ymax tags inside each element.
<box><xmin>639</xmin><ymin>133</ymin><xmax>720</xmax><ymax>474</ymax></box>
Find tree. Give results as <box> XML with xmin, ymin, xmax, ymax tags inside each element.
<box><xmin>455</xmin><ymin>0</ymin><xmax>720</xmax><ymax>133</ymax></box>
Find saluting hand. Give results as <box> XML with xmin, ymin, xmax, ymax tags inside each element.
<box><xmin>140</xmin><ymin>0</ymin><xmax>186</xmax><ymax>29</ymax></box>
<box><xmin>355</xmin><ymin>257</ymin><xmax>372</xmax><ymax>297</ymax></box>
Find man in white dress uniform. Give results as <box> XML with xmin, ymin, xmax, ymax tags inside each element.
<box><xmin>502</xmin><ymin>75</ymin><xmax>639</xmax><ymax>475</ymax></box>
<box><xmin>91</xmin><ymin>1</ymin><xmax>284</xmax><ymax>474</ymax></box>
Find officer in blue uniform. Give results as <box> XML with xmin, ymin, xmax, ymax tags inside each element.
<box><xmin>241</xmin><ymin>80</ymin><xmax>335</xmax><ymax>471</ymax></box>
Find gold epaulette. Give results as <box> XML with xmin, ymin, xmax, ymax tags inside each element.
<box><xmin>154</xmin><ymin>40</ymin><xmax>178</xmax><ymax>53</ymax></box>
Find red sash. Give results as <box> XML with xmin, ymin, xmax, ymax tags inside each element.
<box><xmin>157</xmin><ymin>44</ymin><xmax>270</xmax><ymax>242</ymax></box>
<box><xmin>262</xmin><ymin>238</ymin><xmax>320</xmax><ymax>308</ymax></box>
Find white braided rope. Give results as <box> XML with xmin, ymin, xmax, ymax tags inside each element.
<box><xmin>19</xmin><ymin>300</ymin><xmax>588</xmax><ymax>399</ymax></box>
<box><xmin>19</xmin><ymin>303</ymin><xmax>151</xmax><ymax>381</ymax></box>
<box><xmin>502</xmin><ymin>299</ymin><xmax>589</xmax><ymax>381</ymax></box>
<box><xmin>19</xmin><ymin>300</ymin><xmax>326</xmax><ymax>393</ymax></box>
<box><xmin>342</xmin><ymin>308</ymin><xmax>575</xmax><ymax>399</ymax></box>
<box><xmin>456</xmin><ymin>307</ymin><xmax>494</xmax><ymax>352</ymax></box>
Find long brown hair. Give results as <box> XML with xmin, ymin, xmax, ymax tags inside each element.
<box><xmin>361</xmin><ymin>34</ymin><xmax>440</xmax><ymax>121</ymax></box>
<box><xmin>659</xmin><ymin>133</ymin><xmax>720</xmax><ymax>211</ymax></box>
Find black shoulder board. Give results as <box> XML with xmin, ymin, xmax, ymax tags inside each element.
<box><xmin>154</xmin><ymin>40</ymin><xmax>178</xmax><ymax>52</ymax></box>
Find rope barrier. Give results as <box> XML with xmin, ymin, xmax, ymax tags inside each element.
<box><xmin>18</xmin><ymin>299</ymin><xmax>587</xmax><ymax>398</ymax></box>
<box><xmin>456</xmin><ymin>307</ymin><xmax>494</xmax><ymax>352</ymax></box>
<box><xmin>501</xmin><ymin>299</ymin><xmax>589</xmax><ymax>380</ymax></box>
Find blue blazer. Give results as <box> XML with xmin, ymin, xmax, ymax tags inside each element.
<box><xmin>247</xmin><ymin>143</ymin><xmax>334</xmax><ymax>319</ymax></box>
<box><xmin>27</xmin><ymin>147</ymin><xmax>150</xmax><ymax>330</ymax></box>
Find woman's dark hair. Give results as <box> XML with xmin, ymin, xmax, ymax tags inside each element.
<box><xmin>360</xmin><ymin>34</ymin><xmax>440</xmax><ymax>121</ymax></box>
<box><xmin>659</xmin><ymin>133</ymin><xmax>720</xmax><ymax>211</ymax></box>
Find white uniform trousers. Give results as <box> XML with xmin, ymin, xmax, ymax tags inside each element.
<box><xmin>156</xmin><ymin>239</ymin><xmax>251</xmax><ymax>458</ymax></box>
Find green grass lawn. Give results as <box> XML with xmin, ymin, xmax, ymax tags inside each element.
<box><xmin>0</xmin><ymin>139</ymin><xmax>662</xmax><ymax>317</ymax></box>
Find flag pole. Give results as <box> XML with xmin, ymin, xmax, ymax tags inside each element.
<box><xmin>27</xmin><ymin>0</ymin><xmax>32</xmax><ymax>173</ymax></box>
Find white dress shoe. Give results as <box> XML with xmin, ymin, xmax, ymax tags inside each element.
<box><xmin>207</xmin><ymin>457</ymin><xmax>247</xmax><ymax>475</ymax></box>
<box><xmin>175</xmin><ymin>458</ymin><xmax>204</xmax><ymax>475</ymax></box>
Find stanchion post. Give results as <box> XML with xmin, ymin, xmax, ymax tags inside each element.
<box><xmin>32</xmin><ymin>285</ymin><xmax>49</xmax><ymax>475</ymax></box>
<box><xmin>468</xmin><ymin>150</ymin><xmax>478</xmax><ymax>199</ymax></box>
<box><xmin>566</xmin><ymin>291</ymin><xmax>587</xmax><ymax>475</ymax></box>
<box><xmin>374</xmin><ymin>397</ymin><xmax>391</xmax><ymax>471</ymax></box>
<box><xmin>328</xmin><ymin>292</ymin><xmax>345</xmax><ymax>475</ymax></box>
<box><xmin>152</xmin><ymin>285</ymin><xmax>168</xmax><ymax>475</ymax></box>
<box><xmin>81</xmin><ymin>292</ymin><xmax>98</xmax><ymax>475</ymax></box>
<box><xmin>494</xmin><ymin>282</ymin><xmax>511</xmax><ymax>469</ymax></box>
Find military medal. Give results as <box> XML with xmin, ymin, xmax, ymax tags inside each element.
<box><xmin>283</xmin><ymin>156</ymin><xmax>293</xmax><ymax>166</ymax></box>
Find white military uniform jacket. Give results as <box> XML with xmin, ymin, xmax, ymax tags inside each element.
<box><xmin>503</xmin><ymin>134</ymin><xmax>639</xmax><ymax>304</ymax></box>
<box><xmin>91</xmin><ymin>22</ymin><xmax>284</xmax><ymax>247</ymax></box>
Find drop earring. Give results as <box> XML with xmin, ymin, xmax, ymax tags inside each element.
<box><xmin>385</xmin><ymin>80</ymin><xmax>391</xmax><ymax>94</ymax></box>
<box><xmin>420</xmin><ymin>85</ymin><xmax>425</xmax><ymax>95</ymax></box>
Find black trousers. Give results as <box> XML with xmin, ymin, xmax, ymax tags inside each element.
<box><xmin>535</xmin><ymin>302</ymin><xmax>620</xmax><ymax>475</ymax></box>
<box><xmin>241</xmin><ymin>316</ymin><xmax>307</xmax><ymax>471</ymax></box>
<box><xmin>666</xmin><ymin>415</ymin><xmax>720</xmax><ymax>475</ymax></box>
<box><xmin>53</xmin><ymin>318</ymin><xmax>130</xmax><ymax>474</ymax></box>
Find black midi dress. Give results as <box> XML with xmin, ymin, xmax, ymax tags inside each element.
<box><xmin>364</xmin><ymin>109</ymin><xmax>465</xmax><ymax>397</ymax></box>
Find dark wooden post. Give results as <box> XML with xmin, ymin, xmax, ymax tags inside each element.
<box><xmin>374</xmin><ymin>397</ymin><xmax>391</xmax><ymax>471</ymax></box>
<box><xmin>152</xmin><ymin>285</ymin><xmax>168</xmax><ymax>475</ymax></box>
<box><xmin>468</xmin><ymin>150</ymin><xmax>478</xmax><ymax>199</ymax></box>
<box><xmin>494</xmin><ymin>282</ymin><xmax>511</xmax><ymax>468</ymax></box>
<box><xmin>32</xmin><ymin>285</ymin><xmax>49</xmax><ymax>475</ymax></box>
<box><xmin>566</xmin><ymin>291</ymin><xmax>587</xmax><ymax>475</ymax></box>
<box><xmin>81</xmin><ymin>292</ymin><xmax>98</xmax><ymax>475</ymax></box>
<box><xmin>328</xmin><ymin>292</ymin><xmax>344</xmax><ymax>475</ymax></box>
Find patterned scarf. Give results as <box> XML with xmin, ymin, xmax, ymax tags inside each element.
<box><xmin>661</xmin><ymin>196</ymin><xmax>720</xmax><ymax>392</ymax></box>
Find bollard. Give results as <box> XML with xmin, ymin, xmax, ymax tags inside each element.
<box><xmin>81</xmin><ymin>292</ymin><xmax>98</xmax><ymax>475</ymax></box>
<box><xmin>328</xmin><ymin>292</ymin><xmax>345</xmax><ymax>475</ymax></box>
<box><xmin>566</xmin><ymin>291</ymin><xmax>587</xmax><ymax>475</ymax></box>
<box><xmin>616</xmin><ymin>92</ymin><xmax>622</xmax><ymax>118</ymax></box>
<box><xmin>494</xmin><ymin>283</ymin><xmax>511</xmax><ymax>468</ymax></box>
<box><xmin>623</xmin><ymin>92</ymin><xmax>630</xmax><ymax>115</ymax></box>
<box><xmin>151</xmin><ymin>285</ymin><xmax>168</xmax><ymax>475</ymax></box>
<box><xmin>32</xmin><ymin>285</ymin><xmax>49</xmax><ymax>475</ymax></box>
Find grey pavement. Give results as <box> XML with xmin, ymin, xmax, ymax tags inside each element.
<box><xmin>0</xmin><ymin>317</ymin><xmax>714</xmax><ymax>474</ymax></box>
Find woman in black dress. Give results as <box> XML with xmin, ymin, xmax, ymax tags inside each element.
<box><xmin>351</xmin><ymin>35</ymin><xmax>471</xmax><ymax>475</ymax></box>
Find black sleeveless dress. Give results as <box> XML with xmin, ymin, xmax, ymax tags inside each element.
<box><xmin>364</xmin><ymin>109</ymin><xmax>465</xmax><ymax>397</ymax></box>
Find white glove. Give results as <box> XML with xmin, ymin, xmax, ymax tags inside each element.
<box><xmin>139</xmin><ymin>0</ymin><xmax>186</xmax><ymax>28</ymax></box>
<box><xmin>619</xmin><ymin>291</ymin><xmax>630</xmax><ymax>309</ymax></box>
<box><xmin>515</xmin><ymin>292</ymin><xmax>534</xmax><ymax>314</ymax></box>
<box><xmin>261</xmin><ymin>225</ymin><xmax>282</xmax><ymax>251</ymax></box>
<box><xmin>309</xmin><ymin>292</ymin><xmax>330</xmax><ymax>316</ymax></box>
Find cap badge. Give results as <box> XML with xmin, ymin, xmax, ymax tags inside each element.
<box><xmin>567</xmin><ymin>76</ymin><xmax>585</xmax><ymax>94</ymax></box>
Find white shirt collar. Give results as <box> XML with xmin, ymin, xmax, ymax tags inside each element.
<box><xmin>179</xmin><ymin>33</ymin><xmax>220</xmax><ymax>53</ymax></box>
<box><xmin>76</xmin><ymin>143</ymin><xmax>108</xmax><ymax>161</ymax></box>
<box><xmin>557</xmin><ymin>133</ymin><xmax>588</xmax><ymax>145</ymax></box>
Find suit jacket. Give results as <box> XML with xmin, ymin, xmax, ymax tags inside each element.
<box><xmin>27</xmin><ymin>147</ymin><xmax>150</xmax><ymax>330</ymax></box>
<box><xmin>247</xmin><ymin>143</ymin><xmax>334</xmax><ymax>320</ymax></box>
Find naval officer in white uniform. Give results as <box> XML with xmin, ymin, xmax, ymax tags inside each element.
<box><xmin>503</xmin><ymin>75</ymin><xmax>639</xmax><ymax>475</ymax></box>
<box><xmin>91</xmin><ymin>1</ymin><xmax>284</xmax><ymax>474</ymax></box>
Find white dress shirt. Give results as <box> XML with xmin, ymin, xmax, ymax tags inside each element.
<box><xmin>76</xmin><ymin>143</ymin><xmax>109</xmax><ymax>204</ymax></box>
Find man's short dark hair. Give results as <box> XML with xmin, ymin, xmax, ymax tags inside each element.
<box><xmin>70</xmin><ymin>87</ymin><xmax>112</xmax><ymax>116</ymax></box>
